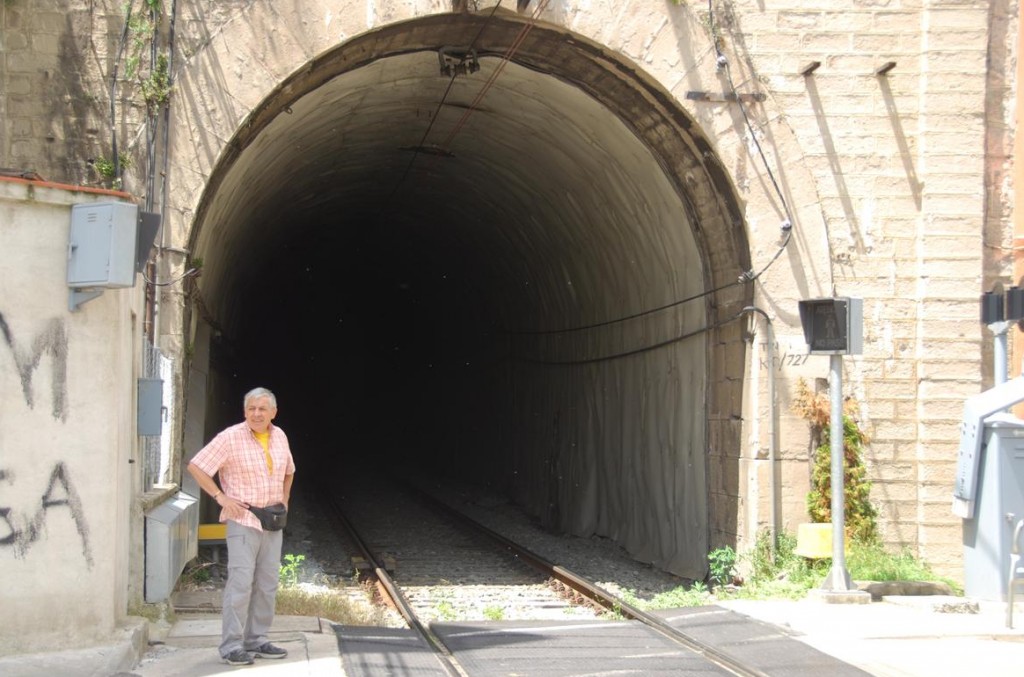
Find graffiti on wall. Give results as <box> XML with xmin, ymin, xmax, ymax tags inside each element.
<box><xmin>759</xmin><ymin>336</ymin><xmax>827</xmax><ymax>378</ymax></box>
<box><xmin>0</xmin><ymin>311</ymin><xmax>91</xmax><ymax>566</ymax></box>
<box><xmin>0</xmin><ymin>311</ymin><xmax>69</xmax><ymax>422</ymax></box>
<box><xmin>0</xmin><ymin>463</ymin><xmax>94</xmax><ymax>568</ymax></box>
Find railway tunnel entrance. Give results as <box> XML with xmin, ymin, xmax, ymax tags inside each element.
<box><xmin>182</xmin><ymin>13</ymin><xmax>751</xmax><ymax>580</ymax></box>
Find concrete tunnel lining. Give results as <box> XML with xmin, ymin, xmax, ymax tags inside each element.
<box><xmin>183</xmin><ymin>13</ymin><xmax>752</xmax><ymax>579</ymax></box>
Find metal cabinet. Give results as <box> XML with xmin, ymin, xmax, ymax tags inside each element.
<box><xmin>963</xmin><ymin>415</ymin><xmax>1024</xmax><ymax>601</ymax></box>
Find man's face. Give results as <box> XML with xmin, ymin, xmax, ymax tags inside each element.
<box><xmin>245</xmin><ymin>396</ymin><xmax>277</xmax><ymax>433</ymax></box>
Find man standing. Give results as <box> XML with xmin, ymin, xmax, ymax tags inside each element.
<box><xmin>188</xmin><ymin>387</ymin><xmax>296</xmax><ymax>666</ymax></box>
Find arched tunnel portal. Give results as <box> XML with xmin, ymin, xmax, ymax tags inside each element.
<box><xmin>182</xmin><ymin>13</ymin><xmax>752</xmax><ymax>579</ymax></box>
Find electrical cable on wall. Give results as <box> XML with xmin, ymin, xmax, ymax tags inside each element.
<box><xmin>506</xmin><ymin>279</ymin><xmax>744</xmax><ymax>336</ymax></box>
<box><xmin>158</xmin><ymin>0</ymin><xmax>179</xmax><ymax>248</ymax></box>
<box><xmin>515</xmin><ymin>289</ymin><xmax>768</xmax><ymax>364</ymax></box>
<box><xmin>143</xmin><ymin>267</ymin><xmax>199</xmax><ymax>287</ymax></box>
<box><xmin>519</xmin><ymin>315</ymin><xmax>743</xmax><ymax>365</ymax></box>
<box><xmin>707</xmin><ymin>0</ymin><xmax>793</xmax><ymax>283</ymax></box>
<box><xmin>144</xmin><ymin>0</ymin><xmax>161</xmax><ymax>215</ymax></box>
<box><xmin>109</xmin><ymin>1</ymin><xmax>136</xmax><ymax>184</ymax></box>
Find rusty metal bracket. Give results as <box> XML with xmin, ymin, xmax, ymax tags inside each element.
<box><xmin>686</xmin><ymin>90</ymin><xmax>767</xmax><ymax>104</ymax></box>
<box><xmin>438</xmin><ymin>47</ymin><xmax>480</xmax><ymax>77</ymax></box>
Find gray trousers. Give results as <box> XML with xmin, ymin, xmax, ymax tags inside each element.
<box><xmin>220</xmin><ymin>520</ymin><xmax>283</xmax><ymax>657</ymax></box>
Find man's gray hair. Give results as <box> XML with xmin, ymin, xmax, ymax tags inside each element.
<box><xmin>244</xmin><ymin>387</ymin><xmax>277</xmax><ymax>409</ymax></box>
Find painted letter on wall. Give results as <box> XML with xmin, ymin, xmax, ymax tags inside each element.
<box><xmin>0</xmin><ymin>312</ymin><xmax>69</xmax><ymax>422</ymax></box>
<box><xmin>0</xmin><ymin>463</ymin><xmax>94</xmax><ymax>568</ymax></box>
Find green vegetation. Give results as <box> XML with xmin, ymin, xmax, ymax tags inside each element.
<box><xmin>178</xmin><ymin>553</ymin><xmax>387</xmax><ymax>625</ymax></box>
<box><xmin>140</xmin><ymin>53</ymin><xmax>172</xmax><ymax>110</ymax></box>
<box><xmin>279</xmin><ymin>553</ymin><xmax>306</xmax><ymax>587</ymax></box>
<box><xmin>735</xmin><ymin>528</ymin><xmax>826</xmax><ymax>599</ymax></box>
<box><xmin>433</xmin><ymin>596</ymin><xmax>457</xmax><ymax>621</ymax></box>
<box><xmin>182</xmin><ymin>563</ymin><xmax>211</xmax><ymax>585</ymax></box>
<box><xmin>847</xmin><ymin>542</ymin><xmax>925</xmax><ymax>580</ymax></box>
<box><xmin>618</xmin><ymin>581</ymin><xmax>713</xmax><ymax>610</ymax></box>
<box><xmin>707</xmin><ymin>546</ymin><xmax>737</xmax><ymax>587</ymax></box>
<box><xmin>845</xmin><ymin>540</ymin><xmax>960</xmax><ymax>592</ymax></box>
<box><xmin>794</xmin><ymin>380</ymin><xmax>879</xmax><ymax>543</ymax></box>
<box><xmin>121</xmin><ymin>0</ymin><xmax>173</xmax><ymax>109</ymax></box>
<box><xmin>124</xmin><ymin>9</ymin><xmax>152</xmax><ymax>80</ymax></box>
<box><xmin>272</xmin><ymin>554</ymin><xmax>392</xmax><ymax>624</ymax></box>
<box><xmin>738</xmin><ymin>530</ymin><xmax>822</xmax><ymax>597</ymax></box>
<box><xmin>482</xmin><ymin>605</ymin><xmax>505</xmax><ymax>621</ymax></box>
<box><xmin>92</xmin><ymin>153</ymin><xmax>132</xmax><ymax>181</ymax></box>
<box><xmin>618</xmin><ymin>527</ymin><xmax>954</xmax><ymax>611</ymax></box>
<box><xmin>178</xmin><ymin>558</ymin><xmax>215</xmax><ymax>590</ymax></box>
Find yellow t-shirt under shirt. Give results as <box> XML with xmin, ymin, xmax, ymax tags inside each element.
<box><xmin>254</xmin><ymin>431</ymin><xmax>273</xmax><ymax>474</ymax></box>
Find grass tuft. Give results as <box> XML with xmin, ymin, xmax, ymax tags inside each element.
<box><xmin>845</xmin><ymin>541</ymin><xmax>961</xmax><ymax>593</ymax></box>
<box><xmin>275</xmin><ymin>582</ymin><xmax>390</xmax><ymax>625</ymax></box>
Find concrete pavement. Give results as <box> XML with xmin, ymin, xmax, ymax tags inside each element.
<box><xmin>133</xmin><ymin>615</ymin><xmax>344</xmax><ymax>677</ymax></box>
<box><xmin>716</xmin><ymin>595</ymin><xmax>1024</xmax><ymax>677</ymax></box>
<box><xmin>2</xmin><ymin>595</ymin><xmax>1023</xmax><ymax>676</ymax></box>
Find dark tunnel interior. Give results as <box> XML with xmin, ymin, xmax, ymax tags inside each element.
<box><xmin>232</xmin><ymin>213</ymin><xmax>501</xmax><ymax>477</ymax></box>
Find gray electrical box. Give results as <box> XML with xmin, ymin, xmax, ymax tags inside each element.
<box><xmin>953</xmin><ymin>376</ymin><xmax>1024</xmax><ymax>518</ymax></box>
<box><xmin>68</xmin><ymin>202</ymin><xmax>139</xmax><ymax>288</ymax></box>
<box><xmin>145</xmin><ymin>491</ymin><xmax>198</xmax><ymax>602</ymax></box>
<box><xmin>138</xmin><ymin>378</ymin><xmax>164</xmax><ymax>436</ymax></box>
<box><xmin>962</xmin><ymin>414</ymin><xmax>1024</xmax><ymax>601</ymax></box>
<box><xmin>798</xmin><ymin>297</ymin><xmax>863</xmax><ymax>355</ymax></box>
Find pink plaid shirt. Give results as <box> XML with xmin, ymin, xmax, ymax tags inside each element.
<box><xmin>190</xmin><ymin>421</ymin><xmax>296</xmax><ymax>530</ymax></box>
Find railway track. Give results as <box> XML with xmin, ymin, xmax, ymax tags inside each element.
<box><xmin>320</xmin><ymin>477</ymin><xmax>774</xmax><ymax>677</ymax></box>
<box><xmin>322</xmin><ymin>479</ymin><xmax>600</xmax><ymax>624</ymax></box>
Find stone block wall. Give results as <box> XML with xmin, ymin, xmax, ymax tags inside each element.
<box><xmin>720</xmin><ymin>1</ymin><xmax>1014</xmax><ymax>571</ymax></box>
<box><xmin>1</xmin><ymin>2</ymin><xmax>143</xmax><ymax>185</ymax></box>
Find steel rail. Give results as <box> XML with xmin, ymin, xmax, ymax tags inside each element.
<box><xmin>410</xmin><ymin>485</ymin><xmax>771</xmax><ymax>677</ymax></box>
<box><xmin>319</xmin><ymin>488</ymin><xmax>468</xmax><ymax>677</ymax></box>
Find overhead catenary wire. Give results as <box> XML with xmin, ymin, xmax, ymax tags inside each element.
<box><xmin>380</xmin><ymin>1</ymin><xmax>763</xmax><ymax>352</ymax></box>
<box><xmin>384</xmin><ymin>2</ymin><xmax>504</xmax><ymax>204</ymax></box>
<box><xmin>435</xmin><ymin>0</ymin><xmax>552</xmax><ymax>151</ymax></box>
<box><xmin>383</xmin><ymin>73</ymin><xmax>459</xmax><ymax>205</ymax></box>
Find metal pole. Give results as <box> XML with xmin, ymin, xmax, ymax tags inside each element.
<box><xmin>823</xmin><ymin>353</ymin><xmax>852</xmax><ymax>591</ymax></box>
<box><xmin>741</xmin><ymin>306</ymin><xmax>778</xmax><ymax>558</ymax></box>
<box><xmin>766</xmin><ymin>317</ymin><xmax>777</xmax><ymax>558</ymax></box>
<box><xmin>994</xmin><ymin>322</ymin><xmax>1009</xmax><ymax>386</ymax></box>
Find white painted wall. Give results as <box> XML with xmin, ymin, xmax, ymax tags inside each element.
<box><xmin>0</xmin><ymin>177</ymin><xmax>145</xmax><ymax>654</ymax></box>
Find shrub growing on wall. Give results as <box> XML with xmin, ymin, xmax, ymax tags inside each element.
<box><xmin>793</xmin><ymin>380</ymin><xmax>878</xmax><ymax>543</ymax></box>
